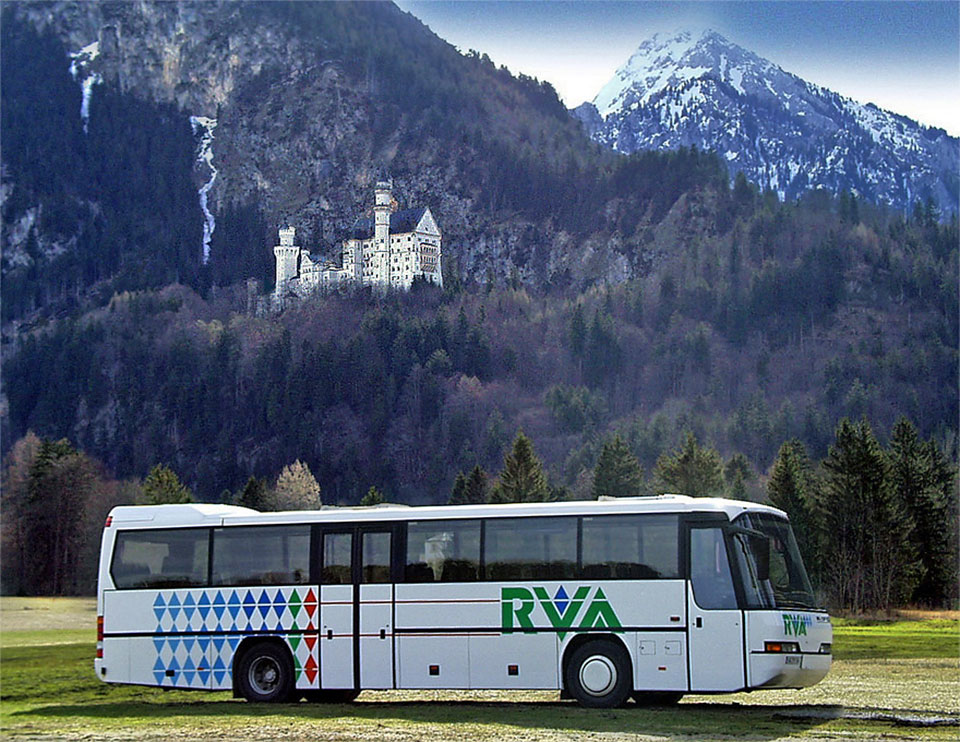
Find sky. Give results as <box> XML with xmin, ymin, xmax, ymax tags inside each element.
<box><xmin>397</xmin><ymin>1</ymin><xmax>960</xmax><ymax>136</ymax></box>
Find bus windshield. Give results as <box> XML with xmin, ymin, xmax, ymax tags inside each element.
<box><xmin>730</xmin><ymin>513</ymin><xmax>818</xmax><ymax>610</ymax></box>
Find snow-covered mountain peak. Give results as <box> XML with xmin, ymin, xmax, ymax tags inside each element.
<box><xmin>592</xmin><ymin>28</ymin><xmax>781</xmax><ymax>117</ymax></box>
<box><xmin>577</xmin><ymin>29</ymin><xmax>958</xmax><ymax>214</ymax></box>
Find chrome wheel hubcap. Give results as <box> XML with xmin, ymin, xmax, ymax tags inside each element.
<box><xmin>249</xmin><ymin>656</ymin><xmax>281</xmax><ymax>695</ymax></box>
<box><xmin>579</xmin><ymin>655</ymin><xmax>617</xmax><ymax>696</ymax></box>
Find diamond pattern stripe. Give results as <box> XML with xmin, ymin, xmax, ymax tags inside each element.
<box><xmin>148</xmin><ymin>586</ymin><xmax>321</xmax><ymax>690</ymax></box>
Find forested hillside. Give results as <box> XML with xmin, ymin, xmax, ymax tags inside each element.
<box><xmin>6</xmin><ymin>188</ymin><xmax>956</xmax><ymax>504</ymax></box>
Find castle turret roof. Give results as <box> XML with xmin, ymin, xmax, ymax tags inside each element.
<box><xmin>347</xmin><ymin>207</ymin><xmax>427</xmax><ymax>240</ymax></box>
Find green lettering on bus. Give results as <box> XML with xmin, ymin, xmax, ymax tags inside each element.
<box><xmin>500</xmin><ymin>586</ymin><xmax>623</xmax><ymax>637</ymax></box>
<box><xmin>501</xmin><ymin>587</ymin><xmax>536</xmax><ymax>633</ymax></box>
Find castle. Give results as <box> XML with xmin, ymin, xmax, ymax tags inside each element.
<box><xmin>274</xmin><ymin>181</ymin><xmax>442</xmax><ymax>302</ymax></box>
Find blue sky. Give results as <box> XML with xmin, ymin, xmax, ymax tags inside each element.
<box><xmin>397</xmin><ymin>1</ymin><xmax>960</xmax><ymax>135</ymax></box>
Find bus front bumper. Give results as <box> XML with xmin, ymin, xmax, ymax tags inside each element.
<box><xmin>749</xmin><ymin>652</ymin><xmax>831</xmax><ymax>689</ymax></box>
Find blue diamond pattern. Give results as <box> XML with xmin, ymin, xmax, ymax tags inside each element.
<box><xmin>198</xmin><ymin>592</ymin><xmax>211</xmax><ymax>620</ymax></box>
<box><xmin>167</xmin><ymin>593</ymin><xmax>181</xmax><ymax>620</ymax></box>
<box><xmin>148</xmin><ymin>587</ymin><xmax>314</xmax><ymax>690</ymax></box>
<box><xmin>554</xmin><ymin>586</ymin><xmax>570</xmax><ymax>615</ymax></box>
<box><xmin>258</xmin><ymin>591</ymin><xmax>271</xmax><ymax>619</ymax></box>
<box><xmin>182</xmin><ymin>593</ymin><xmax>196</xmax><ymax>621</ymax></box>
<box><xmin>228</xmin><ymin>591</ymin><xmax>241</xmax><ymax>620</ymax></box>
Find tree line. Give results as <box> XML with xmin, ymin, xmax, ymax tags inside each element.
<box><xmin>5</xmin><ymin>413</ymin><xmax>953</xmax><ymax>612</ymax></box>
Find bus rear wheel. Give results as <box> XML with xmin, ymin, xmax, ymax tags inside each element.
<box><xmin>565</xmin><ymin>639</ymin><xmax>632</xmax><ymax>709</ymax></box>
<box><xmin>236</xmin><ymin>642</ymin><xmax>295</xmax><ymax>703</ymax></box>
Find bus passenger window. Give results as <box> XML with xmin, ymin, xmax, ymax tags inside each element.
<box><xmin>581</xmin><ymin>514</ymin><xmax>680</xmax><ymax>579</ymax></box>
<box><xmin>212</xmin><ymin>526</ymin><xmax>309</xmax><ymax>586</ymax></box>
<box><xmin>111</xmin><ymin>529</ymin><xmax>209</xmax><ymax>589</ymax></box>
<box><xmin>484</xmin><ymin>517</ymin><xmax>576</xmax><ymax>581</ymax></box>
<box><xmin>690</xmin><ymin>527</ymin><xmax>737</xmax><ymax>610</ymax></box>
<box><xmin>406</xmin><ymin>520</ymin><xmax>480</xmax><ymax>582</ymax></box>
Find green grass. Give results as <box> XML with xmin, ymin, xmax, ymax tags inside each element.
<box><xmin>1</xmin><ymin>598</ymin><xmax>958</xmax><ymax>741</ymax></box>
<box><xmin>833</xmin><ymin>618</ymin><xmax>960</xmax><ymax>660</ymax></box>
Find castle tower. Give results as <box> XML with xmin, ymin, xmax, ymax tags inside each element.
<box><xmin>373</xmin><ymin>180</ymin><xmax>392</xmax><ymax>286</ymax></box>
<box><xmin>274</xmin><ymin>226</ymin><xmax>300</xmax><ymax>293</ymax></box>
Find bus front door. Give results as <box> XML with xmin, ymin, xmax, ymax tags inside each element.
<box><xmin>687</xmin><ymin>525</ymin><xmax>745</xmax><ymax>692</ymax></box>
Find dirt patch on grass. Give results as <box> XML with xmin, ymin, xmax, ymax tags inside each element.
<box><xmin>1</xmin><ymin>597</ymin><xmax>97</xmax><ymax>632</ymax></box>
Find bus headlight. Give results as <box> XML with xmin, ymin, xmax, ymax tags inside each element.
<box><xmin>819</xmin><ymin>643</ymin><xmax>832</xmax><ymax>654</ymax></box>
<box><xmin>764</xmin><ymin>641</ymin><xmax>800</xmax><ymax>653</ymax></box>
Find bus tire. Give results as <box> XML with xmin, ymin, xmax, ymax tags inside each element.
<box><xmin>235</xmin><ymin>642</ymin><xmax>295</xmax><ymax>703</ymax></box>
<box><xmin>564</xmin><ymin>639</ymin><xmax>632</xmax><ymax>709</ymax></box>
<box><xmin>632</xmin><ymin>691</ymin><xmax>684</xmax><ymax>706</ymax></box>
<box><xmin>303</xmin><ymin>689</ymin><xmax>360</xmax><ymax>703</ymax></box>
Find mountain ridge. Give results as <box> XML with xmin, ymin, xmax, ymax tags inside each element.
<box><xmin>575</xmin><ymin>29</ymin><xmax>958</xmax><ymax>214</ymax></box>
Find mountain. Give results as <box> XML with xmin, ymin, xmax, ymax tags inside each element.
<box><xmin>1</xmin><ymin>3</ymin><xmax>956</xmax><ymax>509</ymax></box>
<box><xmin>2</xmin><ymin>1</ymin><xmax>737</xmax><ymax>326</ymax></box>
<box><xmin>574</xmin><ymin>30</ymin><xmax>959</xmax><ymax>214</ymax></box>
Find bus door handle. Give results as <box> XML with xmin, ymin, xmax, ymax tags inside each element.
<box><xmin>327</xmin><ymin>628</ymin><xmax>333</xmax><ymax>640</ymax></box>
<box><xmin>380</xmin><ymin>628</ymin><xmax>386</xmax><ymax>640</ymax></box>
<box><xmin>695</xmin><ymin>616</ymin><xmax>703</xmax><ymax>628</ymax></box>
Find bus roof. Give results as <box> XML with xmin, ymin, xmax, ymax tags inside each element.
<box><xmin>107</xmin><ymin>495</ymin><xmax>786</xmax><ymax>529</ymax></box>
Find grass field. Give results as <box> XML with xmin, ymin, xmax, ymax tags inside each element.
<box><xmin>1</xmin><ymin>598</ymin><xmax>958</xmax><ymax>741</ymax></box>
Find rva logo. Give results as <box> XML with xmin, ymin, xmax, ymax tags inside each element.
<box><xmin>782</xmin><ymin>613</ymin><xmax>812</xmax><ymax>636</ymax></box>
<box><xmin>501</xmin><ymin>586</ymin><xmax>622</xmax><ymax>639</ymax></box>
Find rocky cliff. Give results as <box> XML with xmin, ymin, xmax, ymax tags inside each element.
<box><xmin>6</xmin><ymin>0</ymin><xmax>687</xmax><ymax>322</ymax></box>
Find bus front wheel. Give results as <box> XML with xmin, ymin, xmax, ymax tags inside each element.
<box><xmin>564</xmin><ymin>640</ymin><xmax>632</xmax><ymax>709</ymax></box>
<box><xmin>236</xmin><ymin>642</ymin><xmax>295</xmax><ymax>703</ymax></box>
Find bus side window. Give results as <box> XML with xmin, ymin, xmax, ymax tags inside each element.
<box><xmin>689</xmin><ymin>527</ymin><xmax>737</xmax><ymax>610</ymax></box>
<box><xmin>484</xmin><ymin>517</ymin><xmax>576</xmax><ymax>581</ymax></box>
<box><xmin>212</xmin><ymin>526</ymin><xmax>310</xmax><ymax>586</ymax></box>
<box><xmin>405</xmin><ymin>520</ymin><xmax>480</xmax><ymax>582</ymax></box>
<box><xmin>581</xmin><ymin>514</ymin><xmax>680</xmax><ymax>580</ymax></box>
<box><xmin>111</xmin><ymin>529</ymin><xmax>209</xmax><ymax>589</ymax></box>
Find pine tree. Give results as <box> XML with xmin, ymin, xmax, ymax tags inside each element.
<box><xmin>490</xmin><ymin>431</ymin><xmax>549</xmax><ymax>503</ymax></box>
<box><xmin>654</xmin><ymin>432</ymin><xmax>723</xmax><ymax>496</ymax></box>
<box><xmin>819</xmin><ymin>418</ymin><xmax>920</xmax><ymax>612</ymax></box>
<box><xmin>448</xmin><ymin>471</ymin><xmax>468</xmax><ymax>505</ymax></box>
<box><xmin>887</xmin><ymin>418</ymin><xmax>956</xmax><ymax>606</ymax></box>
<box><xmin>724</xmin><ymin>453</ymin><xmax>753</xmax><ymax>491</ymax></box>
<box><xmin>273</xmin><ymin>459</ymin><xmax>321</xmax><ymax>510</ymax></box>
<box><xmin>142</xmin><ymin>464</ymin><xmax>192</xmax><ymax>505</ymax></box>
<box><xmin>464</xmin><ymin>465</ymin><xmax>488</xmax><ymax>504</ymax></box>
<box><xmin>592</xmin><ymin>435</ymin><xmax>644</xmax><ymax>498</ymax></box>
<box><xmin>360</xmin><ymin>486</ymin><xmax>385</xmax><ymax>506</ymax></box>
<box><xmin>235</xmin><ymin>476</ymin><xmax>269</xmax><ymax>510</ymax></box>
<box><xmin>767</xmin><ymin>440</ymin><xmax>817</xmax><ymax>578</ymax></box>
<box><xmin>22</xmin><ymin>438</ymin><xmax>98</xmax><ymax>594</ymax></box>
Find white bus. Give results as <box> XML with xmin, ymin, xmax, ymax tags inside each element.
<box><xmin>96</xmin><ymin>495</ymin><xmax>831</xmax><ymax>708</ymax></box>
